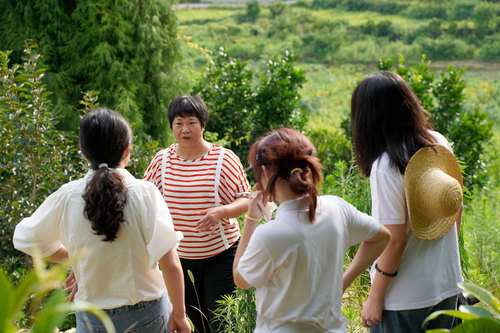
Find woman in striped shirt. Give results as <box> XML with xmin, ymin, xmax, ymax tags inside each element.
<box><xmin>144</xmin><ymin>95</ymin><xmax>251</xmax><ymax>333</ymax></box>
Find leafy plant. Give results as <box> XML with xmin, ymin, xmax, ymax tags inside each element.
<box><xmin>0</xmin><ymin>256</ymin><xmax>114</xmax><ymax>333</ymax></box>
<box><xmin>213</xmin><ymin>288</ymin><xmax>257</xmax><ymax>333</ymax></box>
<box><xmin>193</xmin><ymin>48</ymin><xmax>307</xmax><ymax>161</ymax></box>
<box><xmin>0</xmin><ymin>41</ymin><xmax>84</xmax><ymax>284</ymax></box>
<box><xmin>423</xmin><ymin>282</ymin><xmax>500</xmax><ymax>332</ymax></box>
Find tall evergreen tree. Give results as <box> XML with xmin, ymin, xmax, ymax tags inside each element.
<box><xmin>0</xmin><ymin>0</ymin><xmax>182</xmax><ymax>142</ymax></box>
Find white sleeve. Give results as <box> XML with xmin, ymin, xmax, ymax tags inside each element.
<box><xmin>341</xmin><ymin>200</ymin><xmax>380</xmax><ymax>248</ymax></box>
<box><xmin>141</xmin><ymin>182</ymin><xmax>183</xmax><ymax>268</ymax></box>
<box><xmin>237</xmin><ymin>226</ymin><xmax>275</xmax><ymax>288</ymax></box>
<box><xmin>370</xmin><ymin>160</ymin><xmax>407</xmax><ymax>226</ymax></box>
<box><xmin>13</xmin><ymin>188</ymin><xmax>65</xmax><ymax>258</ymax></box>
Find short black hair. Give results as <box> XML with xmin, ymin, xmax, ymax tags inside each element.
<box><xmin>168</xmin><ymin>95</ymin><xmax>209</xmax><ymax>129</ymax></box>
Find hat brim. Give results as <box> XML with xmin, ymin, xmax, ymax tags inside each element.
<box><xmin>404</xmin><ymin>145</ymin><xmax>463</xmax><ymax>240</ymax></box>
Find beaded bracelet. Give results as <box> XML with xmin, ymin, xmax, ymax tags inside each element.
<box><xmin>375</xmin><ymin>263</ymin><xmax>398</xmax><ymax>277</ymax></box>
<box><xmin>245</xmin><ymin>216</ymin><xmax>261</xmax><ymax>222</ymax></box>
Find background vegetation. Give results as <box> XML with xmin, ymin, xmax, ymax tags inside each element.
<box><xmin>0</xmin><ymin>0</ymin><xmax>498</xmax><ymax>331</ymax></box>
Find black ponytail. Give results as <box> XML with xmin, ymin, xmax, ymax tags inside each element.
<box><xmin>79</xmin><ymin>108</ymin><xmax>132</xmax><ymax>242</ymax></box>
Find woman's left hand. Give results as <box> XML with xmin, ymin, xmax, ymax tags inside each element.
<box><xmin>196</xmin><ymin>207</ymin><xmax>224</xmax><ymax>234</ymax></box>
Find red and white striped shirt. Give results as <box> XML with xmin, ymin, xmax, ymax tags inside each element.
<box><xmin>144</xmin><ymin>144</ymin><xmax>250</xmax><ymax>259</ymax></box>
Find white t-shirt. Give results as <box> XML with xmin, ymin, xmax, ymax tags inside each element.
<box><xmin>13</xmin><ymin>168</ymin><xmax>183</xmax><ymax>309</ymax></box>
<box><xmin>238</xmin><ymin>196</ymin><xmax>380</xmax><ymax>332</ymax></box>
<box><xmin>369</xmin><ymin>130</ymin><xmax>462</xmax><ymax>310</ymax></box>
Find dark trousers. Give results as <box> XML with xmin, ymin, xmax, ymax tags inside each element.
<box><xmin>180</xmin><ymin>240</ymin><xmax>238</xmax><ymax>333</ymax></box>
<box><xmin>370</xmin><ymin>295</ymin><xmax>459</xmax><ymax>333</ymax></box>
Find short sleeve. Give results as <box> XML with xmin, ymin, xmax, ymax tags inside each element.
<box><xmin>219</xmin><ymin>149</ymin><xmax>251</xmax><ymax>203</ymax></box>
<box><xmin>370</xmin><ymin>157</ymin><xmax>407</xmax><ymax>226</ymax></box>
<box><xmin>143</xmin><ymin>149</ymin><xmax>165</xmax><ymax>191</ymax></box>
<box><xmin>340</xmin><ymin>199</ymin><xmax>380</xmax><ymax>248</ymax></box>
<box><xmin>140</xmin><ymin>182</ymin><xmax>183</xmax><ymax>268</ymax></box>
<box><xmin>13</xmin><ymin>187</ymin><xmax>65</xmax><ymax>258</ymax></box>
<box><xmin>237</xmin><ymin>226</ymin><xmax>274</xmax><ymax>288</ymax></box>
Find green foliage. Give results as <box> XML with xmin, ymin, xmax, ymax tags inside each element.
<box><xmin>378</xmin><ymin>56</ymin><xmax>493</xmax><ymax>193</ymax></box>
<box><xmin>213</xmin><ymin>288</ymin><xmax>257</xmax><ymax>333</ymax></box>
<box><xmin>478</xmin><ymin>35</ymin><xmax>500</xmax><ymax>60</ymax></box>
<box><xmin>0</xmin><ymin>42</ymin><xmax>84</xmax><ymax>284</ymax></box>
<box><xmin>245</xmin><ymin>0</ymin><xmax>261</xmax><ymax>23</ymax></box>
<box><xmin>0</xmin><ymin>258</ymin><xmax>115</xmax><ymax>333</ymax></box>
<box><xmin>305</xmin><ymin>127</ymin><xmax>351</xmax><ymax>176</ymax></box>
<box><xmin>0</xmin><ymin>0</ymin><xmax>183</xmax><ymax>143</ymax></box>
<box><xmin>192</xmin><ymin>48</ymin><xmax>307</xmax><ymax>161</ymax></box>
<box><xmin>472</xmin><ymin>2</ymin><xmax>498</xmax><ymax>38</ymax></box>
<box><xmin>252</xmin><ymin>50</ymin><xmax>308</xmax><ymax>140</ymax></box>
<box><xmin>423</xmin><ymin>283</ymin><xmax>500</xmax><ymax>332</ymax></box>
<box><xmin>178</xmin><ymin>3</ymin><xmax>498</xmax><ymax>67</ymax></box>
<box><xmin>418</xmin><ymin>35</ymin><xmax>471</xmax><ymax>60</ymax></box>
<box><xmin>401</xmin><ymin>2</ymin><xmax>447</xmax><ymax>19</ymax></box>
<box><xmin>269</xmin><ymin>2</ymin><xmax>288</xmax><ymax>18</ymax></box>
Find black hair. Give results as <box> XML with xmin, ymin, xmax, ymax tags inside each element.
<box><xmin>79</xmin><ymin>107</ymin><xmax>132</xmax><ymax>242</ymax></box>
<box><xmin>248</xmin><ymin>128</ymin><xmax>322</xmax><ymax>223</ymax></box>
<box><xmin>167</xmin><ymin>95</ymin><xmax>209</xmax><ymax>129</ymax></box>
<box><xmin>351</xmin><ymin>71</ymin><xmax>436</xmax><ymax>177</ymax></box>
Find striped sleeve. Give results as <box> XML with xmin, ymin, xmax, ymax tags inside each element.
<box><xmin>143</xmin><ymin>150</ymin><xmax>165</xmax><ymax>192</ymax></box>
<box><xmin>219</xmin><ymin>149</ymin><xmax>251</xmax><ymax>204</ymax></box>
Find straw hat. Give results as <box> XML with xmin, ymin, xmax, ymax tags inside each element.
<box><xmin>404</xmin><ymin>145</ymin><xmax>463</xmax><ymax>240</ymax></box>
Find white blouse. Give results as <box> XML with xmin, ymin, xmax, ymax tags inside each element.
<box><xmin>13</xmin><ymin>168</ymin><xmax>183</xmax><ymax>309</ymax></box>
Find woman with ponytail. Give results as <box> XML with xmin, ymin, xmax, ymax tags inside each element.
<box><xmin>14</xmin><ymin>108</ymin><xmax>191</xmax><ymax>333</ymax></box>
<box><xmin>233</xmin><ymin>128</ymin><xmax>390</xmax><ymax>332</ymax></box>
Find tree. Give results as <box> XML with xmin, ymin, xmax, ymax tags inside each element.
<box><xmin>0</xmin><ymin>42</ymin><xmax>84</xmax><ymax>282</ymax></box>
<box><xmin>0</xmin><ymin>0</ymin><xmax>182</xmax><ymax>143</ymax></box>
<box><xmin>378</xmin><ymin>56</ymin><xmax>493</xmax><ymax>193</ymax></box>
<box><xmin>192</xmin><ymin>49</ymin><xmax>307</xmax><ymax>161</ymax></box>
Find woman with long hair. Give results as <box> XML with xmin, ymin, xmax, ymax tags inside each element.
<box><xmin>351</xmin><ymin>71</ymin><xmax>463</xmax><ymax>332</ymax></box>
<box><xmin>233</xmin><ymin>128</ymin><xmax>390</xmax><ymax>332</ymax></box>
<box><xmin>14</xmin><ymin>108</ymin><xmax>191</xmax><ymax>332</ymax></box>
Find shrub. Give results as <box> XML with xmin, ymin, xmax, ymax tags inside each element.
<box><xmin>192</xmin><ymin>49</ymin><xmax>307</xmax><ymax>161</ymax></box>
<box><xmin>367</xmin><ymin>0</ymin><xmax>407</xmax><ymax>15</ymax></box>
<box><xmin>418</xmin><ymin>35</ymin><xmax>471</xmax><ymax>60</ymax></box>
<box><xmin>269</xmin><ymin>2</ymin><xmax>288</xmax><ymax>18</ymax></box>
<box><xmin>446</xmin><ymin>0</ymin><xmax>476</xmax><ymax>20</ymax></box>
<box><xmin>472</xmin><ymin>2</ymin><xmax>497</xmax><ymax>38</ymax></box>
<box><xmin>245</xmin><ymin>0</ymin><xmax>261</xmax><ymax>23</ymax></box>
<box><xmin>0</xmin><ymin>42</ymin><xmax>84</xmax><ymax>283</ymax></box>
<box><xmin>478</xmin><ymin>35</ymin><xmax>500</xmax><ymax>60</ymax></box>
<box><xmin>402</xmin><ymin>3</ymin><xmax>447</xmax><ymax>19</ymax></box>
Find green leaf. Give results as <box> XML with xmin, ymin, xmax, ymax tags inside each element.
<box><xmin>459</xmin><ymin>305</ymin><xmax>495</xmax><ymax>319</ymax></box>
<box><xmin>459</xmin><ymin>283</ymin><xmax>500</xmax><ymax>315</ymax></box>
<box><xmin>423</xmin><ymin>310</ymin><xmax>478</xmax><ymax>327</ymax></box>
<box><xmin>450</xmin><ymin>318</ymin><xmax>500</xmax><ymax>332</ymax></box>
<box><xmin>32</xmin><ymin>289</ymin><xmax>68</xmax><ymax>333</ymax></box>
<box><xmin>0</xmin><ymin>269</ymin><xmax>14</xmax><ymax>331</ymax></box>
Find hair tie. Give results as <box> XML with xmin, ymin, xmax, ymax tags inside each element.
<box><xmin>98</xmin><ymin>163</ymin><xmax>109</xmax><ymax>169</ymax></box>
<box><xmin>290</xmin><ymin>168</ymin><xmax>303</xmax><ymax>175</ymax></box>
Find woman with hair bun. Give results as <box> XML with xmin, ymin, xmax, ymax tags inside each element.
<box><xmin>13</xmin><ymin>108</ymin><xmax>191</xmax><ymax>333</ymax></box>
<box><xmin>233</xmin><ymin>128</ymin><xmax>390</xmax><ymax>332</ymax></box>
